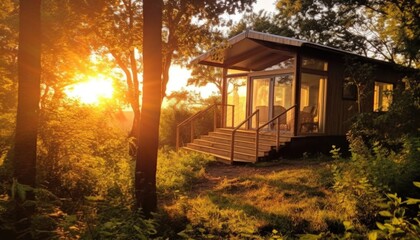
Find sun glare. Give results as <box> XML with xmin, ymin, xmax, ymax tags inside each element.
<box><xmin>66</xmin><ymin>75</ymin><xmax>114</xmax><ymax>105</ymax></box>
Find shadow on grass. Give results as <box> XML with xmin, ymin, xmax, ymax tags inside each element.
<box><xmin>207</xmin><ymin>191</ymin><xmax>310</xmax><ymax>236</ymax></box>
<box><xmin>244</xmin><ymin>175</ymin><xmax>327</xmax><ymax>199</ymax></box>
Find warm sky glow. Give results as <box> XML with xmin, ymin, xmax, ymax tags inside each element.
<box><xmin>66</xmin><ymin>75</ymin><xmax>114</xmax><ymax>105</ymax></box>
<box><xmin>167</xmin><ymin>65</ymin><xmax>218</xmax><ymax>98</ymax></box>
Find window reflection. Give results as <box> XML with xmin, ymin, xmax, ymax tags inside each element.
<box><xmin>374</xmin><ymin>82</ymin><xmax>393</xmax><ymax>111</ymax></box>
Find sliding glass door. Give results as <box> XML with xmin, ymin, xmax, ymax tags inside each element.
<box><xmin>251</xmin><ymin>73</ymin><xmax>294</xmax><ymax>130</ymax></box>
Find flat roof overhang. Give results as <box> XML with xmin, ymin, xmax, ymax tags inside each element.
<box><xmin>192</xmin><ymin>30</ymin><xmax>405</xmax><ymax>71</ymax></box>
<box><xmin>191</xmin><ymin>30</ymin><xmax>302</xmax><ymax>71</ymax></box>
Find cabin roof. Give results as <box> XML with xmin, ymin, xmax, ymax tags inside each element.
<box><xmin>191</xmin><ymin>30</ymin><xmax>396</xmax><ymax>71</ymax></box>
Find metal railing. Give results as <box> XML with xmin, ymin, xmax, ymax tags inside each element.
<box><xmin>255</xmin><ymin>105</ymin><xmax>297</xmax><ymax>159</ymax></box>
<box><xmin>230</xmin><ymin>109</ymin><xmax>260</xmax><ymax>163</ymax></box>
<box><xmin>229</xmin><ymin>105</ymin><xmax>296</xmax><ymax>163</ymax></box>
<box><xmin>176</xmin><ymin>104</ymin><xmax>234</xmax><ymax>150</ymax></box>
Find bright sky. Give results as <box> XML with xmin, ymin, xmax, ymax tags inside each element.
<box><xmin>165</xmin><ymin>0</ymin><xmax>278</xmax><ymax>99</ymax></box>
<box><xmin>66</xmin><ymin>0</ymin><xmax>278</xmax><ymax>105</ymax></box>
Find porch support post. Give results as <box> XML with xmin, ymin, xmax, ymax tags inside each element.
<box><xmin>294</xmin><ymin>52</ymin><xmax>301</xmax><ymax>137</ymax></box>
<box><xmin>221</xmin><ymin>68</ymin><xmax>228</xmax><ymax>128</ymax></box>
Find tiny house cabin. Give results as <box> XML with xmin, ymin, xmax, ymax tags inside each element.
<box><xmin>177</xmin><ymin>30</ymin><xmax>407</xmax><ymax>163</ymax></box>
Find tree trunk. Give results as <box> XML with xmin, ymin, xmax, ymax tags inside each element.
<box><xmin>14</xmin><ymin>0</ymin><xmax>41</xmax><ymax>192</ymax></box>
<box><xmin>14</xmin><ymin>0</ymin><xmax>41</xmax><ymax>237</ymax></box>
<box><xmin>135</xmin><ymin>0</ymin><xmax>162</xmax><ymax>217</ymax></box>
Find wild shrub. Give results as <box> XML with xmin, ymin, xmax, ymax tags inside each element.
<box><xmin>0</xmin><ymin>180</ymin><xmax>65</xmax><ymax>239</ymax></box>
<box><xmin>37</xmin><ymin>102</ymin><xmax>133</xmax><ymax>200</ymax></box>
<box><xmin>370</xmin><ymin>182</ymin><xmax>420</xmax><ymax>240</ymax></box>
<box><xmin>156</xmin><ymin>149</ymin><xmax>213</xmax><ymax>195</ymax></box>
<box><xmin>331</xmin><ymin>161</ymin><xmax>383</xmax><ymax>228</ymax></box>
<box><xmin>347</xmin><ymin>77</ymin><xmax>420</xmax><ymax>195</ymax></box>
<box><xmin>159</xmin><ymin>104</ymin><xmax>193</xmax><ymax>148</ymax></box>
<box><xmin>79</xmin><ymin>197</ymin><xmax>158</xmax><ymax>240</ymax></box>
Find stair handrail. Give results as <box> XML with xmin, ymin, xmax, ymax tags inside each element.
<box><xmin>230</xmin><ymin>109</ymin><xmax>259</xmax><ymax>163</ymax></box>
<box><xmin>176</xmin><ymin>103</ymin><xmax>234</xmax><ymax>150</ymax></box>
<box><xmin>255</xmin><ymin>104</ymin><xmax>297</xmax><ymax>158</ymax></box>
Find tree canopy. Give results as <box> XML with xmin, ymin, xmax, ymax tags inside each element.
<box><xmin>231</xmin><ymin>0</ymin><xmax>419</xmax><ymax>68</ymax></box>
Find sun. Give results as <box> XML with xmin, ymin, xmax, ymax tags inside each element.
<box><xmin>66</xmin><ymin>74</ymin><xmax>114</xmax><ymax>105</ymax></box>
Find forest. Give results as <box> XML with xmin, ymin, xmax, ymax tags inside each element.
<box><xmin>0</xmin><ymin>0</ymin><xmax>419</xmax><ymax>239</ymax></box>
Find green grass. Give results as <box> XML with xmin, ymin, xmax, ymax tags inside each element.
<box><xmin>159</xmin><ymin>158</ymin><xmax>352</xmax><ymax>239</ymax></box>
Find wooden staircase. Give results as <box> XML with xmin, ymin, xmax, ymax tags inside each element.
<box><xmin>183</xmin><ymin>128</ymin><xmax>291</xmax><ymax>163</ymax></box>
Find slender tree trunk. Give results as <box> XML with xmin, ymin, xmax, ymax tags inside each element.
<box><xmin>135</xmin><ymin>0</ymin><xmax>162</xmax><ymax>217</ymax></box>
<box><xmin>14</xmin><ymin>0</ymin><xmax>41</xmax><ymax>238</ymax></box>
<box><xmin>14</xmin><ymin>0</ymin><xmax>41</xmax><ymax>192</ymax></box>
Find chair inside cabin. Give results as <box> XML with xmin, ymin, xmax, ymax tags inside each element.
<box><xmin>300</xmin><ymin>105</ymin><xmax>318</xmax><ymax>133</ymax></box>
<box><xmin>273</xmin><ymin>105</ymin><xmax>289</xmax><ymax>130</ymax></box>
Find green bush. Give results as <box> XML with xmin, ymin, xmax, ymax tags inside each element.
<box><xmin>80</xmin><ymin>198</ymin><xmax>158</xmax><ymax>240</ymax></box>
<box><xmin>347</xmin><ymin>77</ymin><xmax>420</xmax><ymax>194</ymax></box>
<box><xmin>371</xmin><ymin>182</ymin><xmax>420</xmax><ymax>240</ymax></box>
<box><xmin>157</xmin><ymin>149</ymin><xmax>213</xmax><ymax>195</ymax></box>
<box><xmin>159</xmin><ymin>104</ymin><xmax>193</xmax><ymax>148</ymax></box>
<box><xmin>37</xmin><ymin>102</ymin><xmax>133</xmax><ymax>200</ymax></box>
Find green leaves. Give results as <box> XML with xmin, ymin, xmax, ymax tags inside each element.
<box><xmin>378</xmin><ymin>211</ymin><xmax>393</xmax><ymax>217</ymax></box>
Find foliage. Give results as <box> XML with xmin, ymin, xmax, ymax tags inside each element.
<box><xmin>80</xmin><ymin>197</ymin><xmax>158</xmax><ymax>240</ymax></box>
<box><xmin>347</xmin><ymin>77</ymin><xmax>420</xmax><ymax>195</ymax></box>
<box><xmin>331</xmin><ymin>160</ymin><xmax>384</xmax><ymax>228</ymax></box>
<box><xmin>37</xmin><ymin>101</ymin><xmax>133</xmax><ymax>200</ymax></box>
<box><xmin>372</xmin><ymin>183</ymin><xmax>420</xmax><ymax>240</ymax></box>
<box><xmin>0</xmin><ymin>180</ymin><xmax>65</xmax><ymax>239</ymax></box>
<box><xmin>156</xmin><ymin>149</ymin><xmax>213</xmax><ymax>195</ymax></box>
<box><xmin>233</xmin><ymin>0</ymin><xmax>419</xmax><ymax>67</ymax></box>
<box><xmin>228</xmin><ymin>10</ymin><xmax>294</xmax><ymax>38</ymax></box>
<box><xmin>350</xmin><ymin>77</ymin><xmax>420</xmax><ymax>147</ymax></box>
<box><xmin>343</xmin><ymin>57</ymin><xmax>376</xmax><ymax>113</ymax></box>
<box><xmin>159</xmin><ymin>104</ymin><xmax>194</xmax><ymax>148</ymax></box>
<box><xmin>187</xmin><ymin>65</ymin><xmax>223</xmax><ymax>95</ymax></box>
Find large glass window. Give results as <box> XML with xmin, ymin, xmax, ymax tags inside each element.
<box><xmin>273</xmin><ymin>74</ymin><xmax>293</xmax><ymax>109</ymax></box>
<box><xmin>251</xmin><ymin>77</ymin><xmax>271</xmax><ymax>128</ymax></box>
<box><xmin>226</xmin><ymin>76</ymin><xmax>247</xmax><ymax>127</ymax></box>
<box><xmin>300</xmin><ymin>73</ymin><xmax>327</xmax><ymax>133</ymax></box>
<box><xmin>374</xmin><ymin>82</ymin><xmax>393</xmax><ymax>111</ymax></box>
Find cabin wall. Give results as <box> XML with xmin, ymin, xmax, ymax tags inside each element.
<box><xmin>302</xmin><ymin>48</ymin><xmax>406</xmax><ymax>136</ymax></box>
<box><xmin>326</xmin><ymin>60</ymin><xmax>352</xmax><ymax>135</ymax></box>
<box><xmin>327</xmin><ymin>57</ymin><xmax>405</xmax><ymax>135</ymax></box>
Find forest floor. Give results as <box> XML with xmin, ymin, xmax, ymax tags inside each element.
<box><xmin>192</xmin><ymin>159</ymin><xmax>328</xmax><ymax>194</ymax></box>
<box><xmin>160</xmin><ymin>158</ymin><xmax>346</xmax><ymax>238</ymax></box>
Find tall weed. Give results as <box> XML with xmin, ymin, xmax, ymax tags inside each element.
<box><xmin>157</xmin><ymin>149</ymin><xmax>213</xmax><ymax>195</ymax></box>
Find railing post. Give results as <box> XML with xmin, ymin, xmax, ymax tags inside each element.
<box><xmin>276</xmin><ymin>117</ymin><xmax>280</xmax><ymax>151</ymax></box>
<box><xmin>230</xmin><ymin>133</ymin><xmax>235</xmax><ymax>163</ymax></box>
<box><xmin>256</xmin><ymin>110</ymin><xmax>259</xmax><ymax>129</ymax></box>
<box><xmin>213</xmin><ymin>105</ymin><xmax>217</xmax><ymax>131</ymax></box>
<box><xmin>231</xmin><ymin>106</ymin><xmax>235</xmax><ymax>128</ymax></box>
<box><xmin>190</xmin><ymin>121</ymin><xmax>194</xmax><ymax>143</ymax></box>
<box><xmin>255</xmin><ymin>129</ymin><xmax>259</xmax><ymax>161</ymax></box>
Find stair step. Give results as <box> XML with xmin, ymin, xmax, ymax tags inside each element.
<box><xmin>193</xmin><ymin>139</ymin><xmax>269</xmax><ymax>155</ymax></box>
<box><xmin>200</xmin><ymin>135</ymin><xmax>280</xmax><ymax>149</ymax></box>
<box><xmin>208</xmin><ymin>132</ymin><xmax>288</xmax><ymax>146</ymax></box>
<box><xmin>180</xmin><ymin>128</ymin><xmax>292</xmax><ymax>164</ymax></box>
<box><xmin>182</xmin><ymin>147</ymin><xmax>255</xmax><ymax>164</ymax></box>
<box><xmin>212</xmin><ymin>129</ymin><xmax>292</xmax><ymax>142</ymax></box>
<box><xmin>186</xmin><ymin>143</ymin><xmax>261</xmax><ymax>162</ymax></box>
<box><xmin>216</xmin><ymin>128</ymin><xmax>292</xmax><ymax>141</ymax></box>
